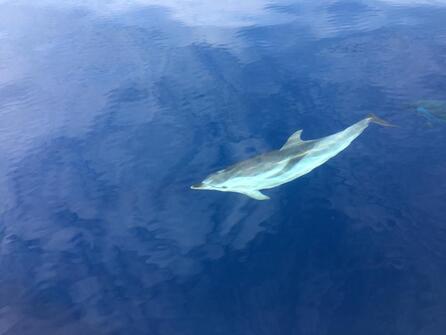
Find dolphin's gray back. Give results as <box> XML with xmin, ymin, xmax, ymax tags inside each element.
<box><xmin>221</xmin><ymin>140</ymin><xmax>317</xmax><ymax>179</ymax></box>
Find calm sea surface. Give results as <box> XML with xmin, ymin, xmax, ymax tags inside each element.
<box><xmin>1</xmin><ymin>1</ymin><xmax>446</xmax><ymax>334</ymax></box>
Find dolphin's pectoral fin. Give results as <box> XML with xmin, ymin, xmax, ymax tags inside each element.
<box><xmin>281</xmin><ymin>129</ymin><xmax>304</xmax><ymax>150</ymax></box>
<box><xmin>238</xmin><ymin>190</ymin><xmax>270</xmax><ymax>200</ymax></box>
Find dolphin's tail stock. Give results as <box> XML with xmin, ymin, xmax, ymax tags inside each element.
<box><xmin>367</xmin><ymin>114</ymin><xmax>396</xmax><ymax>127</ymax></box>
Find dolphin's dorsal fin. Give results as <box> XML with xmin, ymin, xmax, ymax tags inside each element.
<box><xmin>280</xmin><ymin>130</ymin><xmax>304</xmax><ymax>150</ymax></box>
<box><xmin>238</xmin><ymin>190</ymin><xmax>270</xmax><ymax>200</ymax></box>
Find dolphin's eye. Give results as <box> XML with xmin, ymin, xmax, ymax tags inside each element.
<box><xmin>221</xmin><ymin>186</ymin><xmax>227</xmax><ymax>189</ymax></box>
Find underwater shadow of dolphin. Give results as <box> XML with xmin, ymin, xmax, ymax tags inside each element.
<box><xmin>191</xmin><ymin>114</ymin><xmax>393</xmax><ymax>200</ymax></box>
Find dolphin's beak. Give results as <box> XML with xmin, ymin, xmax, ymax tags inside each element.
<box><xmin>191</xmin><ymin>183</ymin><xmax>205</xmax><ymax>190</ymax></box>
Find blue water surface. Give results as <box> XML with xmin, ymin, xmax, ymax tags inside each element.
<box><xmin>1</xmin><ymin>0</ymin><xmax>446</xmax><ymax>334</ymax></box>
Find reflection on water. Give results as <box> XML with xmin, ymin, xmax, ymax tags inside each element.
<box><xmin>1</xmin><ymin>0</ymin><xmax>446</xmax><ymax>334</ymax></box>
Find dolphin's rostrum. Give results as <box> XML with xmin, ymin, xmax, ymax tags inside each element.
<box><xmin>191</xmin><ymin>114</ymin><xmax>392</xmax><ymax>200</ymax></box>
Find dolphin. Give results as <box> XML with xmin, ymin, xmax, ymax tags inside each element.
<box><xmin>412</xmin><ymin>100</ymin><xmax>446</xmax><ymax>126</ymax></box>
<box><xmin>191</xmin><ymin>114</ymin><xmax>392</xmax><ymax>200</ymax></box>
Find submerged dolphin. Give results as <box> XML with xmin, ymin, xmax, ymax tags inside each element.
<box><xmin>191</xmin><ymin>114</ymin><xmax>391</xmax><ymax>200</ymax></box>
<box><xmin>412</xmin><ymin>100</ymin><xmax>446</xmax><ymax>126</ymax></box>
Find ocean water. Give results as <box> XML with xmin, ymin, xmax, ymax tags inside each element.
<box><xmin>1</xmin><ymin>0</ymin><xmax>446</xmax><ymax>334</ymax></box>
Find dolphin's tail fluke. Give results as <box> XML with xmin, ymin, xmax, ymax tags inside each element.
<box><xmin>367</xmin><ymin>114</ymin><xmax>396</xmax><ymax>127</ymax></box>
